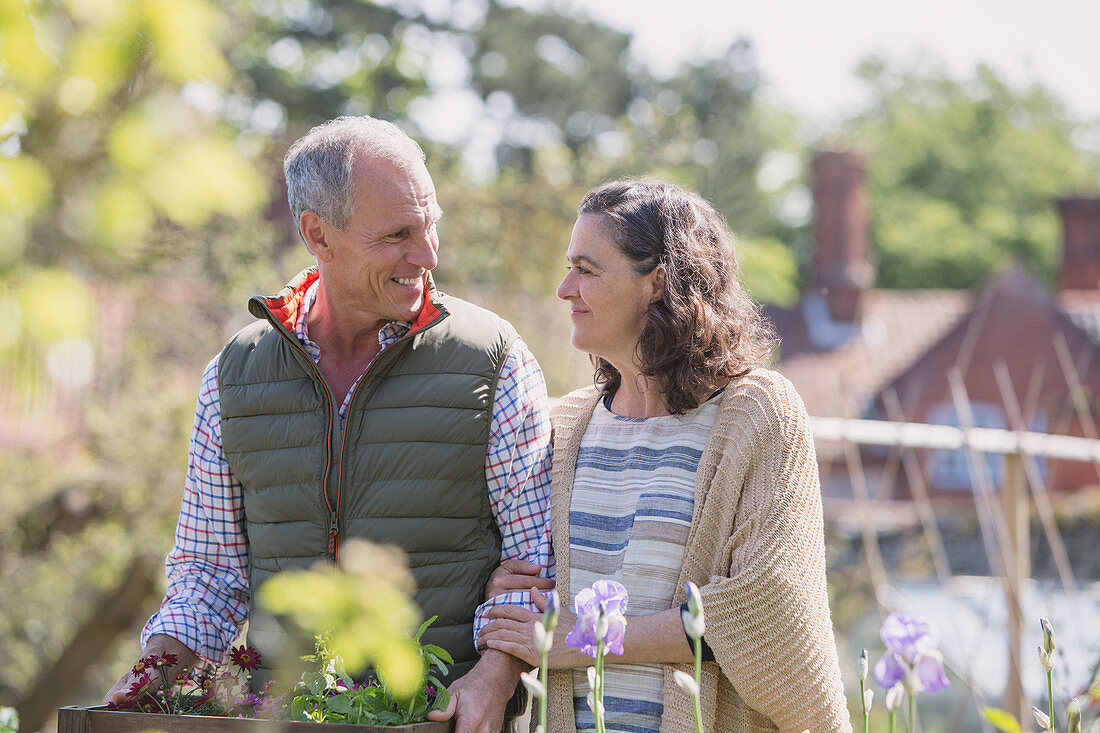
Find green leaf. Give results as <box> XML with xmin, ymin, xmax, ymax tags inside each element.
<box><xmin>346</xmin><ymin>701</ymin><xmax>381</xmax><ymax>726</ymax></box>
<box><xmin>407</xmin><ymin>696</ymin><xmax>428</xmax><ymax>720</ymax></box>
<box><xmin>326</xmin><ymin>693</ymin><xmax>353</xmax><ymax>715</ymax></box>
<box><xmin>422</xmin><ymin>644</ymin><xmax>454</xmax><ymax>664</ymax></box>
<box><xmin>424</xmin><ymin>653</ymin><xmax>449</xmax><ymax>676</ymax></box>
<box><xmin>301</xmin><ymin>670</ymin><xmax>327</xmax><ymax>695</ymax></box>
<box><xmin>376</xmin><ymin>709</ymin><xmax>406</xmax><ymax>726</ymax></box>
<box><xmin>982</xmin><ymin>707</ymin><xmax>1025</xmax><ymax>733</ymax></box>
<box><xmin>414</xmin><ymin>615</ymin><xmax>438</xmax><ymax>643</ymax></box>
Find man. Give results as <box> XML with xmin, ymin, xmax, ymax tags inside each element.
<box><xmin>105</xmin><ymin>116</ymin><xmax>554</xmax><ymax>733</ymax></box>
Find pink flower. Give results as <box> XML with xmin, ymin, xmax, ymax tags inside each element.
<box><xmin>131</xmin><ymin>657</ymin><xmax>155</xmax><ymax>676</ymax></box>
<box><xmin>229</xmin><ymin>645</ymin><xmax>263</xmax><ymax>672</ymax></box>
<box><xmin>154</xmin><ymin>653</ymin><xmax>179</xmax><ymax>668</ymax></box>
<box><xmin>126</xmin><ymin>676</ymin><xmax>155</xmax><ymax>698</ymax></box>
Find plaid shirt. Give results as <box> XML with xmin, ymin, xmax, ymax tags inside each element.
<box><xmin>143</xmin><ymin>282</ymin><xmax>554</xmax><ymax>663</ymax></box>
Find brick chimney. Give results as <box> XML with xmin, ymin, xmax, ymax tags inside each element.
<box><xmin>1057</xmin><ymin>197</ymin><xmax>1100</xmax><ymax>290</ymax></box>
<box><xmin>811</xmin><ymin>149</ymin><xmax>874</xmax><ymax>321</ymax></box>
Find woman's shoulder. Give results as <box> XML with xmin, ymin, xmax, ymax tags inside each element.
<box><xmin>727</xmin><ymin>367</ymin><xmax>800</xmax><ymax>398</ymax></box>
<box><xmin>550</xmin><ymin>385</ymin><xmax>600</xmax><ymax>424</ymax></box>
<box><xmin>720</xmin><ymin>367</ymin><xmax>810</xmax><ymax>437</ymax></box>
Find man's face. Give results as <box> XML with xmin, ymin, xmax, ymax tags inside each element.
<box><xmin>319</xmin><ymin>154</ymin><xmax>442</xmax><ymax>327</ymax></box>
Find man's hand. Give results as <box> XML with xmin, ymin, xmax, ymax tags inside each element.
<box><xmin>427</xmin><ymin>648</ymin><xmax>525</xmax><ymax>733</ymax></box>
<box><xmin>104</xmin><ymin>634</ymin><xmax>198</xmax><ymax>706</ymax></box>
<box><xmin>484</xmin><ymin>559</ymin><xmax>554</xmax><ymax>601</ymax></box>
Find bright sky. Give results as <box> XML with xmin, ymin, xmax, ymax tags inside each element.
<box><xmin>566</xmin><ymin>0</ymin><xmax>1100</xmax><ymax>126</ymax></box>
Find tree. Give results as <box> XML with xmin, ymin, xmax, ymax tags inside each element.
<box><xmin>0</xmin><ymin>0</ymin><xmax>271</xmax><ymax>277</ymax></box>
<box><xmin>203</xmin><ymin>0</ymin><xmax>799</xmax><ymax>306</ymax></box>
<box><xmin>435</xmin><ymin>1</ymin><xmax>799</xmax><ymax>304</ymax></box>
<box><xmin>842</xmin><ymin>55</ymin><xmax>1100</xmax><ymax>289</ymax></box>
<box><xmin>461</xmin><ymin>0</ymin><xmax>636</xmax><ymax>171</ymax></box>
<box><xmin>224</xmin><ymin>0</ymin><xmax>432</xmax><ymax>134</ymax></box>
<box><xmin>0</xmin><ymin>0</ymin><xmax>280</xmax><ymax>717</ymax></box>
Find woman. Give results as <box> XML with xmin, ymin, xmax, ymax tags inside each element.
<box><xmin>479</xmin><ymin>178</ymin><xmax>851</xmax><ymax>732</ymax></box>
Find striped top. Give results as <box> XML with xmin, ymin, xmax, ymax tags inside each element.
<box><xmin>545</xmin><ymin>374</ymin><xmax>852</xmax><ymax>733</ymax></box>
<box><xmin>569</xmin><ymin>393</ymin><xmax>722</xmax><ymax>733</ymax></box>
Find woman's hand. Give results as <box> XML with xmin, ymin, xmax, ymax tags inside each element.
<box><xmin>484</xmin><ymin>558</ymin><xmax>555</xmax><ymax>601</ymax></box>
<box><xmin>478</xmin><ymin>588</ymin><xmax>587</xmax><ymax>669</ymax></box>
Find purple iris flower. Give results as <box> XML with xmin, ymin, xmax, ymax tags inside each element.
<box><xmin>873</xmin><ymin>612</ymin><xmax>950</xmax><ymax>694</ymax></box>
<box><xmin>565</xmin><ymin>580</ymin><xmax>628</xmax><ymax>658</ymax></box>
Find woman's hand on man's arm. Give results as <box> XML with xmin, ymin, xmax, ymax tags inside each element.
<box><xmin>478</xmin><ymin>590</ymin><xmax>695</xmax><ymax>669</ymax></box>
<box><xmin>483</xmin><ymin>558</ymin><xmax>555</xmax><ymax>601</ymax></box>
<box><xmin>478</xmin><ymin>588</ymin><xmax>586</xmax><ymax>669</ymax></box>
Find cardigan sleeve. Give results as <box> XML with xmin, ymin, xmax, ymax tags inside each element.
<box><xmin>694</xmin><ymin>375</ymin><xmax>851</xmax><ymax>732</ymax></box>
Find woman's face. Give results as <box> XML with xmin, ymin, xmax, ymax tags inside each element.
<box><xmin>556</xmin><ymin>213</ymin><xmax>663</xmax><ymax>369</ymax></box>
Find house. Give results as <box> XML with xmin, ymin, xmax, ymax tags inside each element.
<box><xmin>765</xmin><ymin>150</ymin><xmax>1100</xmax><ymax>497</ymax></box>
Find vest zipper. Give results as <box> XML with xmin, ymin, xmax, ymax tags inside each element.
<box><xmin>293</xmin><ymin>342</ymin><xmax>339</xmax><ymax>560</ymax></box>
<box><xmin>331</xmin><ymin>307</ymin><xmax>449</xmax><ymax>566</ymax></box>
<box><xmin>327</xmin><ymin>511</ymin><xmax>339</xmax><ymax>560</ymax></box>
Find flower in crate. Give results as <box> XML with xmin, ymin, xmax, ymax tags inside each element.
<box><xmin>102</xmin><ymin>540</ymin><xmax>454</xmax><ymax>725</ymax></box>
<box><xmin>125</xmin><ymin>676</ymin><xmax>156</xmax><ymax>700</ymax></box>
<box><xmin>154</xmin><ymin>653</ymin><xmax>179</xmax><ymax>669</ymax></box>
<box><xmin>108</xmin><ymin>639</ymin><xmax>284</xmax><ymax>717</ymax></box>
<box><xmin>873</xmin><ymin>612</ymin><xmax>949</xmax><ymax>695</ymax></box>
<box><xmin>129</xmin><ymin>657</ymin><xmax>154</xmax><ymax>677</ymax></box>
<box><xmin>565</xmin><ymin>579</ymin><xmax>628</xmax><ymax>658</ymax></box>
<box><xmin>229</xmin><ymin>645</ymin><xmax>262</xmax><ymax>672</ymax></box>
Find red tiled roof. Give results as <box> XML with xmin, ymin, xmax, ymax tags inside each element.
<box><xmin>876</xmin><ymin>268</ymin><xmax>1100</xmax><ymax>424</ymax></box>
<box><xmin>766</xmin><ymin>289</ymin><xmax>972</xmax><ymax>419</ymax></box>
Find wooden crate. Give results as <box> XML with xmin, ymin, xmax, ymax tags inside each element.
<box><xmin>56</xmin><ymin>706</ymin><xmax>454</xmax><ymax>733</ymax></box>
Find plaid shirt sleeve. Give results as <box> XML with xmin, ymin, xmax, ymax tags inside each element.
<box><xmin>472</xmin><ymin>338</ymin><xmax>555</xmax><ymax>646</ymax></box>
<box><xmin>141</xmin><ymin>354</ymin><xmax>250</xmax><ymax>663</ymax></box>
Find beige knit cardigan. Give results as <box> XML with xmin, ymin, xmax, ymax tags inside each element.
<box><xmin>544</xmin><ymin>370</ymin><xmax>852</xmax><ymax>733</ymax></box>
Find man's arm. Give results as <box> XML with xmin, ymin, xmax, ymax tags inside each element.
<box><xmin>473</xmin><ymin>339</ymin><xmax>554</xmax><ymax>644</ymax></box>
<box><xmin>427</xmin><ymin>649</ymin><xmax>526</xmax><ymax>733</ymax></box>
<box><xmin>105</xmin><ymin>356</ymin><xmax>250</xmax><ymax>702</ymax></box>
<box><xmin>431</xmin><ymin>340</ymin><xmax>553</xmax><ymax>732</ymax></box>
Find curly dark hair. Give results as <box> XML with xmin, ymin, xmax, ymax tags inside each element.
<box><xmin>578</xmin><ymin>177</ymin><xmax>777</xmax><ymax>415</ymax></box>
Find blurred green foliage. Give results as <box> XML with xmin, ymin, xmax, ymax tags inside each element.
<box><xmin>0</xmin><ymin>0</ymin><xmax>268</xmax><ymax>276</ymax></box>
<box><xmin>448</xmin><ymin>2</ymin><xmax>798</xmax><ymax>296</ymax></box>
<box><xmin>260</xmin><ymin>540</ymin><xmax>425</xmax><ymax>698</ymax></box>
<box><xmin>845</xmin><ymin>55</ymin><xmax>1100</xmax><ymax>289</ymax></box>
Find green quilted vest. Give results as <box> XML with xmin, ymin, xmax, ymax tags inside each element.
<box><xmin>218</xmin><ymin>268</ymin><xmax>516</xmax><ymax>684</ymax></box>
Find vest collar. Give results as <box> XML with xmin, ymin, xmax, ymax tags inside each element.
<box><xmin>248</xmin><ymin>267</ymin><xmax>448</xmax><ymax>338</ymax></box>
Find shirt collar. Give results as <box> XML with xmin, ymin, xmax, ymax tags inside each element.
<box><xmin>293</xmin><ymin>280</ymin><xmax>412</xmax><ymax>362</ymax></box>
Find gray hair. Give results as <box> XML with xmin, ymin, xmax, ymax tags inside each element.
<box><xmin>283</xmin><ymin>116</ymin><xmax>426</xmax><ymax>233</ymax></box>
